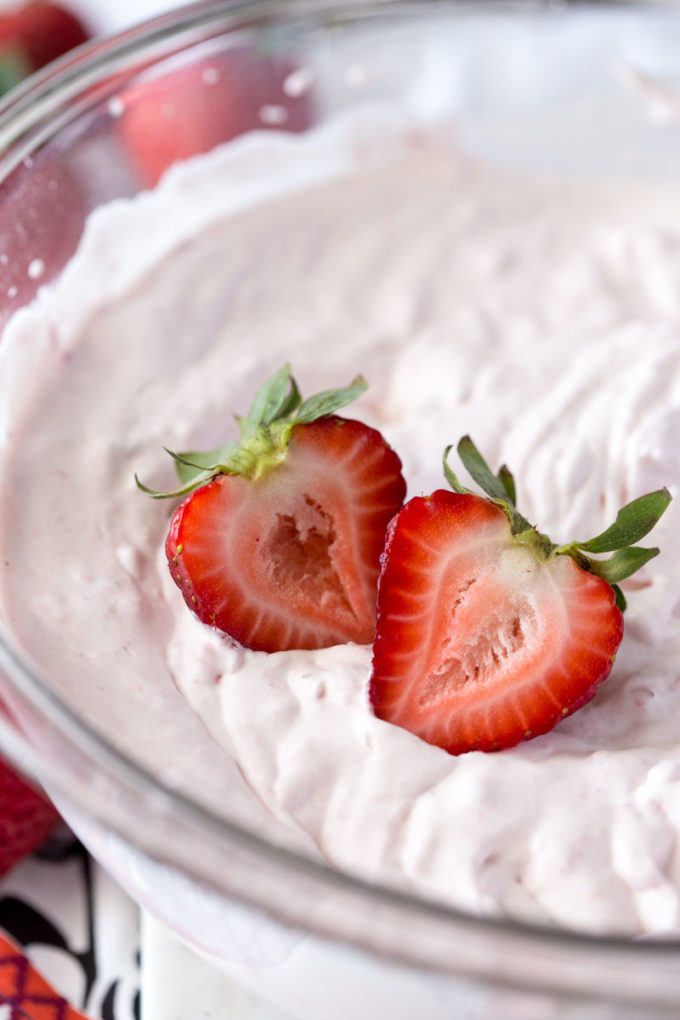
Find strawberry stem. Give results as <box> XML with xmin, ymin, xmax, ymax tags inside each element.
<box><xmin>136</xmin><ymin>365</ymin><xmax>369</xmax><ymax>499</ymax></box>
<box><xmin>442</xmin><ymin>437</ymin><xmax>672</xmax><ymax>603</ymax></box>
<box><xmin>443</xmin><ymin>441</ymin><xmax>534</xmax><ymax>538</ymax></box>
<box><xmin>514</xmin><ymin>526</ymin><xmax>554</xmax><ymax>560</ymax></box>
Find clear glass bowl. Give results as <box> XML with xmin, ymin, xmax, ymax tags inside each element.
<box><xmin>1</xmin><ymin>2</ymin><xmax>680</xmax><ymax>1018</ymax></box>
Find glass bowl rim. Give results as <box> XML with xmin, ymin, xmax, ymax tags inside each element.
<box><xmin>1</xmin><ymin>0</ymin><xmax>680</xmax><ymax>993</ymax></box>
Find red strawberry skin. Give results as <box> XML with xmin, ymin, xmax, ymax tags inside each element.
<box><xmin>118</xmin><ymin>49</ymin><xmax>314</xmax><ymax>188</ymax></box>
<box><xmin>12</xmin><ymin>1</ymin><xmax>89</xmax><ymax>71</ymax></box>
<box><xmin>0</xmin><ymin>755</ymin><xmax>59</xmax><ymax>876</ymax></box>
<box><xmin>370</xmin><ymin>491</ymin><xmax>624</xmax><ymax>754</ymax></box>
<box><xmin>166</xmin><ymin>416</ymin><xmax>406</xmax><ymax>652</ymax></box>
<box><xmin>0</xmin><ymin>157</ymin><xmax>86</xmax><ymax>333</ymax></box>
<box><xmin>0</xmin><ymin>1</ymin><xmax>89</xmax><ymax>87</ymax></box>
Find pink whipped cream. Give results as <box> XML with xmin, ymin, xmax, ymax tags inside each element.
<box><xmin>1</xmin><ymin>106</ymin><xmax>679</xmax><ymax>938</ymax></box>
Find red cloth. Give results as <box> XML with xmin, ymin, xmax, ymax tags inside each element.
<box><xmin>0</xmin><ymin>931</ymin><xmax>90</xmax><ymax>1019</ymax></box>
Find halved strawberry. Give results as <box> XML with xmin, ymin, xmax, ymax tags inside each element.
<box><xmin>138</xmin><ymin>367</ymin><xmax>406</xmax><ymax>652</ymax></box>
<box><xmin>370</xmin><ymin>438</ymin><xmax>671</xmax><ymax>754</ymax></box>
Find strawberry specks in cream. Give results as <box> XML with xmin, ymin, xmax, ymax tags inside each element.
<box><xmin>0</xmin><ymin>109</ymin><xmax>679</xmax><ymax>937</ymax></box>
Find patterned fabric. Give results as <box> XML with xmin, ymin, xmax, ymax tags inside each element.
<box><xmin>0</xmin><ymin>831</ymin><xmax>139</xmax><ymax>1020</ymax></box>
<box><xmin>0</xmin><ymin>931</ymin><xmax>89</xmax><ymax>1019</ymax></box>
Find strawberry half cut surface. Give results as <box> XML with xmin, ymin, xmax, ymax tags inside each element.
<box><xmin>370</xmin><ymin>437</ymin><xmax>671</xmax><ymax>755</ymax></box>
<box><xmin>138</xmin><ymin>366</ymin><xmax>406</xmax><ymax>652</ymax></box>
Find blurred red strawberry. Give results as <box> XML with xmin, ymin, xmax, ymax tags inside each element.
<box><xmin>0</xmin><ymin>1</ymin><xmax>90</xmax><ymax>95</ymax></box>
<box><xmin>117</xmin><ymin>48</ymin><xmax>315</xmax><ymax>187</ymax></box>
<box><xmin>0</xmin><ymin>754</ymin><xmax>59</xmax><ymax>876</ymax></box>
<box><xmin>0</xmin><ymin>155</ymin><xmax>86</xmax><ymax>332</ymax></box>
<box><xmin>0</xmin><ymin>4</ymin><xmax>91</xmax><ymax>327</ymax></box>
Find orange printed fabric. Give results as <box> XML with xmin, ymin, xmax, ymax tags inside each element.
<box><xmin>0</xmin><ymin>932</ymin><xmax>90</xmax><ymax>1019</ymax></box>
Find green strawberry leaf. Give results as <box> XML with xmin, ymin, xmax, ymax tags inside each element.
<box><xmin>457</xmin><ymin>436</ymin><xmax>514</xmax><ymax>503</ymax></box>
<box><xmin>247</xmin><ymin>364</ymin><xmax>301</xmax><ymax>428</ymax></box>
<box><xmin>441</xmin><ymin>435</ymin><xmax>670</xmax><ymax>611</ymax></box>
<box><xmin>137</xmin><ymin>366</ymin><xmax>369</xmax><ymax>499</ymax></box>
<box><xmin>235</xmin><ymin>414</ymin><xmax>252</xmax><ymax>442</ymax></box>
<box><xmin>295</xmin><ymin>375</ymin><xmax>368</xmax><ymax>424</ymax></box>
<box><xmin>498</xmin><ymin>464</ymin><xmax>517</xmax><ymax>506</ymax></box>
<box><xmin>444</xmin><ymin>442</ymin><xmax>533</xmax><ymax>538</ymax></box>
<box><xmin>578</xmin><ymin>488</ymin><xmax>672</xmax><ymax>554</ymax></box>
<box><xmin>135</xmin><ymin>467</ymin><xmax>218</xmax><ymax>501</ymax></box>
<box><xmin>278</xmin><ymin>376</ymin><xmax>303</xmax><ymax>420</ymax></box>
<box><xmin>585</xmin><ymin>545</ymin><xmax>660</xmax><ymax>584</ymax></box>
<box><xmin>442</xmin><ymin>444</ymin><xmax>468</xmax><ymax>494</ymax></box>
<box><xmin>167</xmin><ymin>445</ymin><xmax>238</xmax><ymax>487</ymax></box>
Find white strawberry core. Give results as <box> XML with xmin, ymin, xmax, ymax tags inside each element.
<box><xmin>264</xmin><ymin>500</ymin><xmax>350</xmax><ymax>611</ymax></box>
<box><xmin>413</xmin><ymin>542</ymin><xmax>560</xmax><ymax>714</ymax></box>
<box><xmin>424</xmin><ymin>596</ymin><xmax>536</xmax><ymax>699</ymax></box>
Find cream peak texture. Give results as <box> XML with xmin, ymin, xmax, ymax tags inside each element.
<box><xmin>0</xmin><ymin>108</ymin><xmax>679</xmax><ymax>937</ymax></box>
